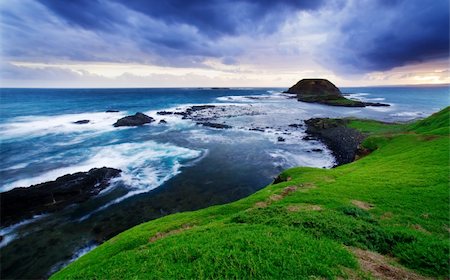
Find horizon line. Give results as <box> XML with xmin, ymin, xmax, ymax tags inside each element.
<box><xmin>1</xmin><ymin>83</ymin><xmax>449</xmax><ymax>90</ymax></box>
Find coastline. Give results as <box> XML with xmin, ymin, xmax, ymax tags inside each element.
<box><xmin>51</xmin><ymin>107</ymin><xmax>450</xmax><ymax>279</ymax></box>
<box><xmin>1</xmin><ymin>87</ymin><xmax>448</xmax><ymax>279</ymax></box>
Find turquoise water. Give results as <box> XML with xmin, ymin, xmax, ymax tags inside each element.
<box><xmin>0</xmin><ymin>86</ymin><xmax>448</xmax><ymax>278</ymax></box>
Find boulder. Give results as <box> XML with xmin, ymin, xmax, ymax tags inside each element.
<box><xmin>157</xmin><ymin>111</ymin><xmax>174</xmax><ymax>115</ymax></box>
<box><xmin>113</xmin><ymin>112</ymin><xmax>154</xmax><ymax>127</ymax></box>
<box><xmin>197</xmin><ymin>122</ymin><xmax>232</xmax><ymax>129</ymax></box>
<box><xmin>73</xmin><ymin>120</ymin><xmax>90</xmax><ymax>124</ymax></box>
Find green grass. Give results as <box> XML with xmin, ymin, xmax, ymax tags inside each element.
<box><xmin>408</xmin><ymin>107</ymin><xmax>450</xmax><ymax>135</ymax></box>
<box><xmin>52</xmin><ymin>107</ymin><xmax>450</xmax><ymax>279</ymax></box>
<box><xmin>325</xmin><ymin>97</ymin><xmax>362</xmax><ymax>106</ymax></box>
<box><xmin>347</xmin><ymin>119</ymin><xmax>405</xmax><ymax>134</ymax></box>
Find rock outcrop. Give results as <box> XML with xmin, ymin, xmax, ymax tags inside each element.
<box><xmin>304</xmin><ymin>118</ymin><xmax>366</xmax><ymax>166</ymax></box>
<box><xmin>73</xmin><ymin>120</ymin><xmax>90</xmax><ymax>124</ymax></box>
<box><xmin>113</xmin><ymin>112</ymin><xmax>154</xmax><ymax>127</ymax></box>
<box><xmin>0</xmin><ymin>167</ymin><xmax>121</xmax><ymax>226</ymax></box>
<box><xmin>197</xmin><ymin>122</ymin><xmax>232</xmax><ymax>129</ymax></box>
<box><xmin>286</xmin><ymin>79</ymin><xmax>389</xmax><ymax>107</ymax></box>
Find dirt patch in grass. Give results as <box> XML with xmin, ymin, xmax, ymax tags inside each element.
<box><xmin>269</xmin><ymin>194</ymin><xmax>283</xmax><ymax>202</ymax></box>
<box><xmin>411</xmin><ymin>224</ymin><xmax>430</xmax><ymax>234</ymax></box>
<box><xmin>271</xmin><ymin>185</ymin><xmax>299</xmax><ymax>202</ymax></box>
<box><xmin>286</xmin><ymin>204</ymin><xmax>322</xmax><ymax>212</ymax></box>
<box><xmin>351</xmin><ymin>248</ymin><xmax>430</xmax><ymax>280</ymax></box>
<box><xmin>298</xmin><ymin>182</ymin><xmax>317</xmax><ymax>192</ymax></box>
<box><xmin>281</xmin><ymin>186</ymin><xmax>298</xmax><ymax>196</ymax></box>
<box><xmin>322</xmin><ymin>176</ymin><xmax>336</xmax><ymax>183</ymax></box>
<box><xmin>351</xmin><ymin>200</ymin><xmax>374</xmax><ymax>210</ymax></box>
<box><xmin>420</xmin><ymin>135</ymin><xmax>439</xmax><ymax>141</ymax></box>
<box><xmin>255</xmin><ymin>186</ymin><xmax>300</xmax><ymax>208</ymax></box>
<box><xmin>149</xmin><ymin>224</ymin><xmax>193</xmax><ymax>243</ymax></box>
<box><xmin>254</xmin><ymin>201</ymin><xmax>268</xmax><ymax>208</ymax></box>
<box><xmin>381</xmin><ymin>212</ymin><xmax>393</xmax><ymax>220</ymax></box>
<box><xmin>420</xmin><ymin>213</ymin><xmax>429</xmax><ymax>219</ymax></box>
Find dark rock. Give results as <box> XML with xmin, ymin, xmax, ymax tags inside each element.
<box><xmin>277</xmin><ymin>137</ymin><xmax>285</xmax><ymax>142</ymax></box>
<box><xmin>197</xmin><ymin>122</ymin><xmax>232</xmax><ymax>129</ymax></box>
<box><xmin>312</xmin><ymin>148</ymin><xmax>323</xmax><ymax>152</ymax></box>
<box><xmin>273</xmin><ymin>174</ymin><xmax>291</xmax><ymax>184</ymax></box>
<box><xmin>159</xmin><ymin>119</ymin><xmax>167</xmax><ymax>124</ymax></box>
<box><xmin>210</xmin><ymin>87</ymin><xmax>230</xmax><ymax>90</ymax></box>
<box><xmin>186</xmin><ymin>105</ymin><xmax>215</xmax><ymax>113</ymax></box>
<box><xmin>249</xmin><ymin>128</ymin><xmax>265</xmax><ymax>132</ymax></box>
<box><xmin>305</xmin><ymin>118</ymin><xmax>365</xmax><ymax>166</ymax></box>
<box><xmin>113</xmin><ymin>112</ymin><xmax>154</xmax><ymax>127</ymax></box>
<box><xmin>288</xmin><ymin>123</ymin><xmax>303</xmax><ymax>128</ymax></box>
<box><xmin>286</xmin><ymin>79</ymin><xmax>389</xmax><ymax>107</ymax></box>
<box><xmin>73</xmin><ymin>120</ymin><xmax>90</xmax><ymax>124</ymax></box>
<box><xmin>106</xmin><ymin>110</ymin><xmax>119</xmax><ymax>113</ymax></box>
<box><xmin>173</xmin><ymin>112</ymin><xmax>187</xmax><ymax>116</ymax></box>
<box><xmin>367</xmin><ymin>102</ymin><xmax>390</xmax><ymax>107</ymax></box>
<box><xmin>157</xmin><ymin>111</ymin><xmax>173</xmax><ymax>115</ymax></box>
<box><xmin>0</xmin><ymin>167</ymin><xmax>121</xmax><ymax>227</ymax></box>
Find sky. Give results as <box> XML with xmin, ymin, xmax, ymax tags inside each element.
<box><xmin>0</xmin><ymin>0</ymin><xmax>449</xmax><ymax>88</ymax></box>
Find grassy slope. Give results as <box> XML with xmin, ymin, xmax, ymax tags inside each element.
<box><xmin>52</xmin><ymin>107</ymin><xmax>450</xmax><ymax>279</ymax></box>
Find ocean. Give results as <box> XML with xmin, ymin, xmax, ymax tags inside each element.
<box><xmin>0</xmin><ymin>86</ymin><xmax>448</xmax><ymax>278</ymax></box>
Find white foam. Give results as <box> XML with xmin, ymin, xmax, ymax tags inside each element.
<box><xmin>268</xmin><ymin>147</ymin><xmax>335</xmax><ymax>169</ymax></box>
<box><xmin>0</xmin><ymin>162</ymin><xmax>29</xmax><ymax>171</ymax></box>
<box><xmin>216</xmin><ymin>93</ymin><xmax>287</xmax><ymax>103</ymax></box>
<box><xmin>346</xmin><ymin>93</ymin><xmax>370</xmax><ymax>98</ymax></box>
<box><xmin>390</xmin><ymin>111</ymin><xmax>425</xmax><ymax>118</ymax></box>
<box><xmin>3</xmin><ymin>141</ymin><xmax>202</xmax><ymax>191</ymax></box>
<box><xmin>0</xmin><ymin>214</ymin><xmax>48</xmax><ymax>248</ymax></box>
<box><xmin>0</xmin><ymin>111</ymin><xmax>127</xmax><ymax>140</ymax></box>
<box><xmin>48</xmin><ymin>243</ymin><xmax>97</xmax><ymax>276</ymax></box>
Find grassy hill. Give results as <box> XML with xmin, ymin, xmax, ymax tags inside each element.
<box><xmin>52</xmin><ymin>107</ymin><xmax>449</xmax><ymax>279</ymax></box>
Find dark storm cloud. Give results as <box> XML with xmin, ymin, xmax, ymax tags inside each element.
<box><xmin>37</xmin><ymin>0</ymin><xmax>123</xmax><ymax>30</ymax></box>
<box><xmin>38</xmin><ymin>0</ymin><xmax>324</xmax><ymax>37</ymax></box>
<box><xmin>325</xmin><ymin>0</ymin><xmax>449</xmax><ymax>73</ymax></box>
<box><xmin>1</xmin><ymin>0</ymin><xmax>448</xmax><ymax>75</ymax></box>
<box><xmin>1</xmin><ymin>0</ymin><xmax>324</xmax><ymax>66</ymax></box>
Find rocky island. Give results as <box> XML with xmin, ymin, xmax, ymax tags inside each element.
<box><xmin>286</xmin><ymin>79</ymin><xmax>389</xmax><ymax>107</ymax></box>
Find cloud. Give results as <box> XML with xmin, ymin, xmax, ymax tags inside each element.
<box><xmin>1</xmin><ymin>1</ymin><xmax>326</xmax><ymax>66</ymax></box>
<box><xmin>38</xmin><ymin>0</ymin><xmax>325</xmax><ymax>37</ymax></box>
<box><xmin>0</xmin><ymin>0</ymin><xmax>448</xmax><ymax>87</ymax></box>
<box><xmin>321</xmin><ymin>0</ymin><xmax>449</xmax><ymax>73</ymax></box>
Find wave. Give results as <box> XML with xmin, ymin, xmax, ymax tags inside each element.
<box><xmin>0</xmin><ymin>214</ymin><xmax>48</xmax><ymax>248</ymax></box>
<box><xmin>390</xmin><ymin>111</ymin><xmax>425</xmax><ymax>118</ymax></box>
<box><xmin>0</xmin><ymin>111</ymin><xmax>127</xmax><ymax>140</ymax></box>
<box><xmin>216</xmin><ymin>92</ymin><xmax>288</xmax><ymax>103</ymax></box>
<box><xmin>3</xmin><ymin>141</ymin><xmax>202</xmax><ymax>192</ymax></box>
<box><xmin>268</xmin><ymin>147</ymin><xmax>335</xmax><ymax>169</ymax></box>
<box><xmin>48</xmin><ymin>242</ymin><xmax>98</xmax><ymax>276</ymax></box>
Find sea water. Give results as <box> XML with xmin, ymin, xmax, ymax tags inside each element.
<box><xmin>0</xmin><ymin>86</ymin><xmax>448</xmax><ymax>278</ymax></box>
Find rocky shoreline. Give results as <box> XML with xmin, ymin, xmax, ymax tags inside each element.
<box><xmin>1</xmin><ymin>103</ymin><xmax>365</xmax><ymax>228</ymax></box>
<box><xmin>304</xmin><ymin>118</ymin><xmax>366</xmax><ymax>166</ymax></box>
<box><xmin>1</xmin><ymin>167</ymin><xmax>121</xmax><ymax>227</ymax></box>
